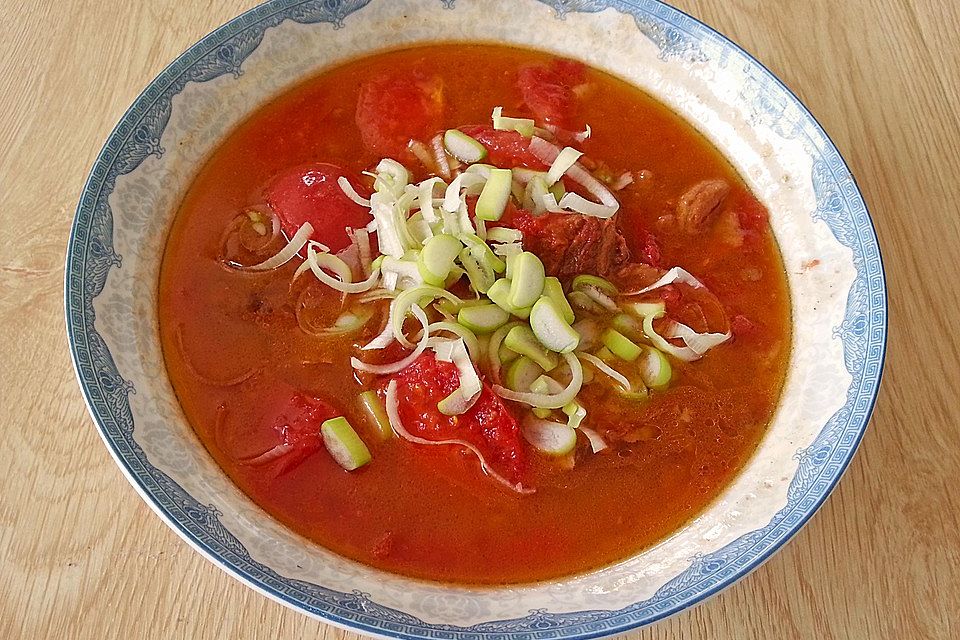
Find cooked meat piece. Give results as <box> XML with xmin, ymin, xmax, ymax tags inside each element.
<box><xmin>677</xmin><ymin>179</ymin><xmax>730</xmax><ymax>233</ymax></box>
<box><xmin>514</xmin><ymin>211</ymin><xmax>631</xmax><ymax>278</ymax></box>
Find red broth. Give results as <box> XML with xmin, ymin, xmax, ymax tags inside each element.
<box><xmin>158</xmin><ymin>44</ymin><xmax>790</xmax><ymax>584</ymax></box>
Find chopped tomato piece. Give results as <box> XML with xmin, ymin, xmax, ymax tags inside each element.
<box><xmin>390</xmin><ymin>354</ymin><xmax>527</xmax><ymax>485</ymax></box>
<box><xmin>736</xmin><ymin>193</ymin><xmax>769</xmax><ymax>231</ymax></box>
<box><xmin>731</xmin><ymin>190</ymin><xmax>769</xmax><ymax>247</ymax></box>
<box><xmin>731</xmin><ymin>314</ymin><xmax>757</xmax><ymax>338</ymax></box>
<box><xmin>460</xmin><ymin>125</ymin><xmax>547</xmax><ymax>169</ymax></box>
<box><xmin>516</xmin><ymin>58</ymin><xmax>587</xmax><ymax>129</ymax></box>
<box><xmin>660</xmin><ymin>285</ymin><xmax>681</xmax><ymax>307</ymax></box>
<box><xmin>635</xmin><ymin>230</ymin><xmax>662</xmax><ymax>267</ymax></box>
<box><xmin>264</xmin><ymin>162</ymin><xmax>371</xmax><ymax>252</ymax></box>
<box><xmin>356</xmin><ymin>70</ymin><xmax>444</xmax><ymax>158</ymax></box>
<box><xmin>244</xmin><ymin>392</ymin><xmax>339</xmax><ymax>474</ymax></box>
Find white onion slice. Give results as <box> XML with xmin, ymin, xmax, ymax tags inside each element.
<box><xmin>486</xmin><ymin>321</ymin><xmax>523</xmax><ymax>385</ymax></box>
<box><xmin>557</xmin><ymin>192</ymin><xmax>618</xmax><ymax>219</ymax></box>
<box><xmin>361</xmin><ymin>299</ymin><xmax>397</xmax><ymax>351</ymax></box>
<box><xmin>528</xmin><ymin>137</ymin><xmax>619</xmax><ymax>213</ymax></box>
<box><xmin>546</xmin><ymin>147</ymin><xmax>583</xmax><ymax>185</ymax></box>
<box><xmin>337</xmin><ymin>176</ymin><xmax>371</xmax><ymax>207</ymax></box>
<box><xmin>580</xmin><ymin>427</ymin><xmax>608</xmax><ymax>453</ymax></box>
<box><xmin>581</xmin><ymin>284</ymin><xmax>619</xmax><ymax>311</ymax></box>
<box><xmin>611</xmin><ymin>171</ymin><xmax>634</xmax><ymax>191</ymax></box>
<box><xmin>632</xmin><ymin>266</ymin><xmax>706</xmax><ymax>295</ymax></box>
<box><xmin>493</xmin><ymin>352</ymin><xmax>583</xmax><ymax>409</ymax></box>
<box><xmin>577</xmin><ymin>352</ymin><xmax>631</xmax><ymax>391</ymax></box>
<box><xmin>573</xmin><ymin>124</ymin><xmax>592</xmax><ymax>142</ymax></box>
<box><xmin>241</xmin><ymin>442</ymin><xmax>295</xmax><ymax>466</ymax></box>
<box><xmin>306</xmin><ymin>248</ymin><xmax>381</xmax><ymax>294</ymax></box>
<box><xmin>353</xmin><ymin>228</ymin><xmax>372</xmax><ymax>276</ymax></box>
<box><xmin>642</xmin><ymin>313</ymin><xmax>699</xmax><ymax>362</ymax></box>
<box><xmin>370</xmin><ymin>195</ymin><xmax>406</xmax><ymax>259</ymax></box>
<box><xmin>424</xmin><ymin>322</ymin><xmax>481</xmax><ymax>362</ymax></box>
<box><xmin>351</xmin><ymin>305</ymin><xmax>429</xmax><ymax>374</ymax></box>
<box><xmin>433</xmin><ymin>338</ymin><xmax>482</xmax><ymax>415</ymax></box>
<box><xmin>418</xmin><ymin>176</ymin><xmax>444</xmax><ymax>223</ymax></box>
<box><xmin>391</xmin><ymin>286</ymin><xmax>462</xmax><ymax>349</ymax></box>
<box><xmin>241</xmin><ymin>222</ymin><xmax>313</xmax><ymax>271</ymax></box>
<box><xmin>431</xmin><ymin>134</ymin><xmax>452</xmax><ymax>180</ymax></box>
<box><xmin>408</xmin><ymin>139</ymin><xmax>436</xmax><ymax>172</ymax></box>
<box><xmin>493</xmin><ymin>242</ymin><xmax>523</xmax><ymax>257</ymax></box>
<box><xmin>664</xmin><ymin>320</ymin><xmax>731</xmax><ymax>355</ymax></box>
<box><xmin>385</xmin><ymin>380</ymin><xmax>533</xmax><ymax>494</ymax></box>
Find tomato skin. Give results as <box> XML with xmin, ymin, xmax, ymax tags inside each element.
<box><xmin>460</xmin><ymin>125</ymin><xmax>547</xmax><ymax>169</ymax></box>
<box><xmin>264</xmin><ymin>163</ymin><xmax>371</xmax><ymax>252</ymax></box>
<box><xmin>356</xmin><ymin>70</ymin><xmax>444</xmax><ymax>158</ymax></box>
<box><xmin>390</xmin><ymin>354</ymin><xmax>527</xmax><ymax>484</ymax></box>
<box><xmin>516</xmin><ymin>59</ymin><xmax>587</xmax><ymax>129</ymax></box>
<box><xmin>256</xmin><ymin>392</ymin><xmax>340</xmax><ymax>474</ymax></box>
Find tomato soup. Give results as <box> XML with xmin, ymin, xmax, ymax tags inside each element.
<box><xmin>159</xmin><ymin>44</ymin><xmax>790</xmax><ymax>584</ymax></box>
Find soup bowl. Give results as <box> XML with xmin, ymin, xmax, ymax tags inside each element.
<box><xmin>65</xmin><ymin>0</ymin><xmax>886</xmax><ymax>636</ymax></box>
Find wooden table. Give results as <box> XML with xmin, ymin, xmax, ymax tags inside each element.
<box><xmin>3</xmin><ymin>1</ymin><xmax>958</xmax><ymax>638</ymax></box>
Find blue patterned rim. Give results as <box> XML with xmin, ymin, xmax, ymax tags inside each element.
<box><xmin>64</xmin><ymin>0</ymin><xmax>887</xmax><ymax>637</ymax></box>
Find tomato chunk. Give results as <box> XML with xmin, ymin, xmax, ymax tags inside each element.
<box><xmin>390</xmin><ymin>354</ymin><xmax>527</xmax><ymax>485</ymax></box>
<box><xmin>356</xmin><ymin>70</ymin><xmax>444</xmax><ymax>158</ymax></box>
<box><xmin>264</xmin><ymin>163</ymin><xmax>371</xmax><ymax>252</ymax></box>
<box><xmin>244</xmin><ymin>392</ymin><xmax>339</xmax><ymax>474</ymax></box>
<box><xmin>459</xmin><ymin>125</ymin><xmax>546</xmax><ymax>169</ymax></box>
<box><xmin>516</xmin><ymin>58</ymin><xmax>587</xmax><ymax>129</ymax></box>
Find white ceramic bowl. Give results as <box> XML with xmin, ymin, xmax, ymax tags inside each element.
<box><xmin>66</xmin><ymin>1</ymin><xmax>886</xmax><ymax>637</ymax></box>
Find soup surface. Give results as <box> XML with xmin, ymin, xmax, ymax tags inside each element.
<box><xmin>159</xmin><ymin>44</ymin><xmax>790</xmax><ymax>584</ymax></box>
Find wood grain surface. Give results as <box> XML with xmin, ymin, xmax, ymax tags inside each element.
<box><xmin>2</xmin><ymin>0</ymin><xmax>958</xmax><ymax>638</ymax></box>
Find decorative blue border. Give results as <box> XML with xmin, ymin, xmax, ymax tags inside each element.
<box><xmin>65</xmin><ymin>1</ymin><xmax>886</xmax><ymax>637</ymax></box>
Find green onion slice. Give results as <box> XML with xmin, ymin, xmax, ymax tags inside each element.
<box><xmin>352</xmin><ymin>305</ymin><xmax>430</xmax><ymax>374</ymax></box>
<box><xmin>486</xmin><ymin>321</ymin><xmax>523</xmax><ymax>385</ymax></box>
<box><xmin>580</xmin><ymin>427</ymin><xmax>608</xmax><ymax>453</ymax></box>
<box><xmin>391</xmin><ymin>285</ymin><xmax>462</xmax><ymax>348</ymax></box>
<box><xmin>359</xmin><ymin>391</ymin><xmax>392</xmax><ymax>440</ymax></box>
<box><xmin>417</xmin><ymin>233</ymin><xmax>462</xmax><ymax>286</ymax></box>
<box><xmin>530</xmin><ymin>296</ymin><xmax>580</xmax><ymax>353</ymax></box>
<box><xmin>571</xmin><ymin>274</ymin><xmax>619</xmax><ymax>297</ymax></box>
<box><xmin>505</xmin><ymin>356</ymin><xmax>543</xmax><ymax>392</ymax></box>
<box><xmin>493</xmin><ymin>352</ymin><xmax>583</xmax><ymax>409</ymax></box>
<box><xmin>475</xmin><ymin>168</ymin><xmax>513</xmax><ymax>221</ymax></box>
<box><xmin>492</xmin><ymin>106</ymin><xmax>535</xmax><ymax>137</ymax></box>
<box><xmin>601</xmin><ymin>328</ymin><xmax>643</xmax><ymax>361</ymax></box>
<box><xmin>504</xmin><ymin>324</ymin><xmax>557</xmax><ymax>372</ymax></box>
<box><xmin>443</xmin><ymin>129</ymin><xmax>488</xmax><ymax>163</ymax></box>
<box><xmin>243</xmin><ymin>222</ymin><xmax>314</xmax><ymax>271</ymax></box>
<box><xmin>433</xmin><ymin>338</ymin><xmax>482</xmax><ymax>416</ymax></box>
<box><xmin>640</xmin><ymin>345</ymin><xmax>673</xmax><ymax>390</ymax></box>
<box><xmin>321</xmin><ymin>417</ymin><xmax>372</xmax><ymax>471</ymax></box>
<box><xmin>542</xmin><ymin>277</ymin><xmax>575</xmax><ymax>324</ymax></box>
<box><xmin>425</xmin><ymin>321</ymin><xmax>481</xmax><ymax>362</ymax></box>
<box><xmin>458</xmin><ymin>303</ymin><xmax>510</xmax><ymax>334</ymax></box>
<box><xmin>522</xmin><ymin>418</ymin><xmax>577</xmax><ymax>456</ymax></box>
<box><xmin>509</xmin><ymin>252</ymin><xmax>545</xmax><ymax>308</ymax></box>
<box><xmin>486</xmin><ymin>278</ymin><xmax>531</xmax><ymax>319</ymax></box>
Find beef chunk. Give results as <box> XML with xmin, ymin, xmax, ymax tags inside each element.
<box><xmin>514</xmin><ymin>211</ymin><xmax>631</xmax><ymax>278</ymax></box>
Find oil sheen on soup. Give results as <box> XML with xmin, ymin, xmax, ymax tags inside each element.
<box><xmin>159</xmin><ymin>44</ymin><xmax>791</xmax><ymax>585</ymax></box>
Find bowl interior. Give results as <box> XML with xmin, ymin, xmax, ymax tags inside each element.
<box><xmin>67</xmin><ymin>0</ymin><xmax>885</xmax><ymax>636</ymax></box>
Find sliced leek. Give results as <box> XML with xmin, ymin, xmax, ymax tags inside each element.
<box><xmin>321</xmin><ymin>417</ymin><xmax>371</xmax><ymax>471</ymax></box>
